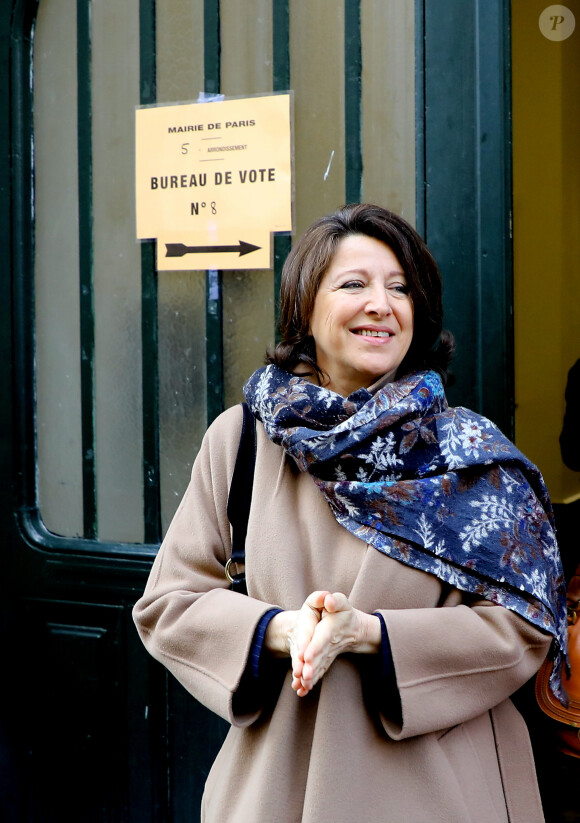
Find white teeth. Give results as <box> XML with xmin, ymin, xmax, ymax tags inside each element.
<box><xmin>354</xmin><ymin>329</ymin><xmax>391</xmax><ymax>337</ymax></box>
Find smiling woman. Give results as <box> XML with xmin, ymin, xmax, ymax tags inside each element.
<box><xmin>308</xmin><ymin>234</ymin><xmax>414</xmax><ymax>396</ymax></box>
<box><xmin>266</xmin><ymin>202</ymin><xmax>454</xmax><ymax>389</ymax></box>
<box><xmin>134</xmin><ymin>203</ymin><xmax>566</xmax><ymax>823</ymax></box>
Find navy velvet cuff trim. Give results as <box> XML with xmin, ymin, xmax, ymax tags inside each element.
<box><xmin>250</xmin><ymin>608</ymin><xmax>283</xmax><ymax>679</ymax></box>
<box><xmin>374</xmin><ymin>612</ymin><xmax>402</xmax><ymax>725</ymax></box>
<box><xmin>375</xmin><ymin>612</ymin><xmax>394</xmax><ymax>679</ymax></box>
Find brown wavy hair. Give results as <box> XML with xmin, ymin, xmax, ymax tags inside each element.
<box><xmin>266</xmin><ymin>203</ymin><xmax>454</xmax><ymax>385</ymax></box>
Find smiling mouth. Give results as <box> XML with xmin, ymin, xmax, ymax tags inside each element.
<box><xmin>352</xmin><ymin>329</ymin><xmax>393</xmax><ymax>338</ymax></box>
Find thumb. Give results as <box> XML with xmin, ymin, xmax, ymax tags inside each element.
<box><xmin>322</xmin><ymin>592</ymin><xmax>349</xmax><ymax>615</ymax></box>
<box><xmin>305</xmin><ymin>590</ymin><xmax>331</xmax><ymax>612</ymax></box>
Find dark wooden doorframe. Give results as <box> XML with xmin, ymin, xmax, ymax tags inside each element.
<box><xmin>418</xmin><ymin>0</ymin><xmax>514</xmax><ymax>436</ymax></box>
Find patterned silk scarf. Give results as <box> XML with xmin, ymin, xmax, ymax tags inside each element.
<box><xmin>244</xmin><ymin>365</ymin><xmax>568</xmax><ymax>705</ymax></box>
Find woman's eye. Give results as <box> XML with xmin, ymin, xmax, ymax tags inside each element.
<box><xmin>390</xmin><ymin>284</ymin><xmax>409</xmax><ymax>296</ymax></box>
<box><xmin>340</xmin><ymin>280</ymin><xmax>364</xmax><ymax>290</ymax></box>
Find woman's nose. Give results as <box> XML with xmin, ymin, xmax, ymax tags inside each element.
<box><xmin>365</xmin><ymin>285</ymin><xmax>392</xmax><ymax>316</ymax></box>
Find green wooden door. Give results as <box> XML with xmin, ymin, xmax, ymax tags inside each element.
<box><xmin>0</xmin><ymin>1</ymin><xmax>512</xmax><ymax>820</ymax></box>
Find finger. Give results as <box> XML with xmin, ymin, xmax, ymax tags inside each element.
<box><xmin>291</xmin><ymin>673</ymin><xmax>304</xmax><ymax>692</ymax></box>
<box><xmin>288</xmin><ymin>610</ymin><xmax>320</xmax><ymax>678</ymax></box>
<box><xmin>288</xmin><ymin>593</ymin><xmax>335</xmax><ymax>696</ymax></box>
<box><xmin>291</xmin><ymin>593</ymin><xmax>330</xmax><ymax>661</ymax></box>
<box><xmin>291</xmin><ymin>655</ymin><xmax>304</xmax><ymax>679</ymax></box>
<box><xmin>322</xmin><ymin>591</ymin><xmax>350</xmax><ymax>615</ymax></box>
<box><xmin>302</xmin><ymin>644</ymin><xmax>332</xmax><ymax>683</ymax></box>
<box><xmin>300</xmin><ymin>658</ymin><xmax>328</xmax><ymax>691</ymax></box>
<box><xmin>305</xmin><ymin>590</ymin><xmax>331</xmax><ymax>612</ymax></box>
<box><xmin>300</xmin><ymin>657</ymin><xmax>315</xmax><ymax>684</ymax></box>
<box><xmin>289</xmin><ymin>638</ymin><xmax>307</xmax><ymax>685</ymax></box>
<box><xmin>291</xmin><ymin>669</ymin><xmax>313</xmax><ymax>697</ymax></box>
<box><xmin>290</xmin><ymin>613</ymin><xmax>316</xmax><ymax>663</ymax></box>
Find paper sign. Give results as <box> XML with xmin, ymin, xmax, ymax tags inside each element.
<box><xmin>135</xmin><ymin>94</ymin><xmax>293</xmax><ymax>270</ymax></box>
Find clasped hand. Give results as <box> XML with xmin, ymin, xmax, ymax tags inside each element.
<box><xmin>264</xmin><ymin>591</ymin><xmax>381</xmax><ymax>697</ymax></box>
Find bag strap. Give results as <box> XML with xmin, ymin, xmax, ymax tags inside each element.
<box><xmin>225</xmin><ymin>402</ymin><xmax>257</xmax><ymax>595</ymax></box>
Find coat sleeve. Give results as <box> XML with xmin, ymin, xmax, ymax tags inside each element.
<box><xmin>132</xmin><ymin>406</ymin><xmax>282</xmax><ymax>727</ymax></box>
<box><xmin>376</xmin><ymin>591</ymin><xmax>551</xmax><ymax>740</ymax></box>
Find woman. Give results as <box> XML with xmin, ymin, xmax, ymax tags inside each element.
<box><xmin>557</xmin><ymin>358</ymin><xmax>580</xmax><ymax>581</ymax></box>
<box><xmin>560</xmin><ymin>358</ymin><xmax>580</xmax><ymax>472</ymax></box>
<box><xmin>134</xmin><ymin>204</ymin><xmax>567</xmax><ymax>823</ymax></box>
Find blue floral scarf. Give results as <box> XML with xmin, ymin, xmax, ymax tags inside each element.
<box><xmin>244</xmin><ymin>365</ymin><xmax>568</xmax><ymax>705</ymax></box>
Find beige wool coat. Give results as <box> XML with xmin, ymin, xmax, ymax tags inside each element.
<box><xmin>133</xmin><ymin>404</ymin><xmax>551</xmax><ymax>823</ymax></box>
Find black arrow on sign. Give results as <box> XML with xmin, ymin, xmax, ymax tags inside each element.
<box><xmin>165</xmin><ymin>240</ymin><xmax>261</xmax><ymax>258</ymax></box>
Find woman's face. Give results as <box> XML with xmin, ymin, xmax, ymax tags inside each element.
<box><xmin>309</xmin><ymin>234</ymin><xmax>414</xmax><ymax>397</ymax></box>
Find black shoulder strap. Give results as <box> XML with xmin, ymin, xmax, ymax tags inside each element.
<box><xmin>226</xmin><ymin>402</ymin><xmax>257</xmax><ymax>594</ymax></box>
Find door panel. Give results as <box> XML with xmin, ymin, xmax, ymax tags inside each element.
<box><xmin>21</xmin><ymin>601</ymin><xmax>127</xmax><ymax>820</ymax></box>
